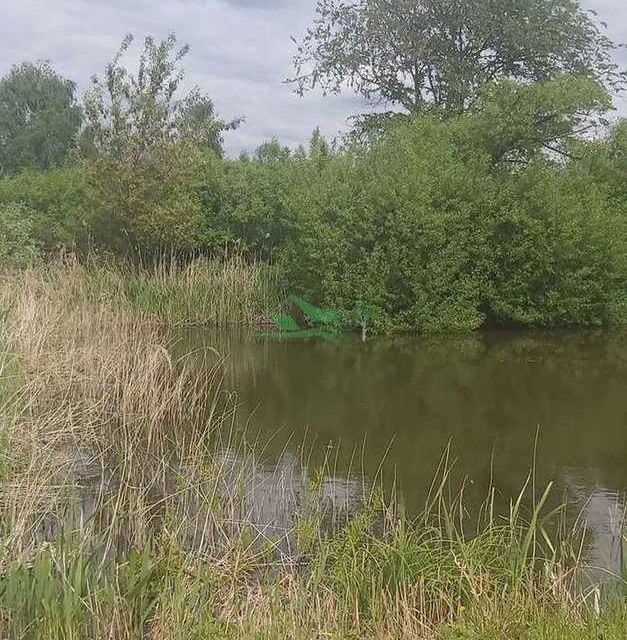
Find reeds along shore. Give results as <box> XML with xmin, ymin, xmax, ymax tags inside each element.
<box><xmin>0</xmin><ymin>259</ymin><xmax>624</xmax><ymax>639</ymax></box>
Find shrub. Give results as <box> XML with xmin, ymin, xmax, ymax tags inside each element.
<box><xmin>85</xmin><ymin>144</ymin><xmax>206</xmax><ymax>253</ymax></box>
<box><xmin>216</xmin><ymin>116</ymin><xmax>625</xmax><ymax>332</ymax></box>
<box><xmin>80</xmin><ymin>35</ymin><xmax>232</xmax><ymax>255</ymax></box>
<box><xmin>485</xmin><ymin>161</ymin><xmax>625</xmax><ymax>326</ymax></box>
<box><xmin>267</xmin><ymin>120</ymin><xmax>499</xmax><ymax>332</ymax></box>
<box><xmin>0</xmin><ymin>202</ymin><xmax>40</xmax><ymax>267</ymax></box>
<box><xmin>0</xmin><ymin>166</ymin><xmax>88</xmax><ymax>251</ymax></box>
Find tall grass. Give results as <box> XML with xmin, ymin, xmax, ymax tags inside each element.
<box><xmin>0</xmin><ymin>252</ymin><xmax>281</xmax><ymax>328</ymax></box>
<box><xmin>0</xmin><ymin>260</ymin><xmax>624</xmax><ymax>639</ymax></box>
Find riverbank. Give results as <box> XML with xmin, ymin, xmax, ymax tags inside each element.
<box><xmin>0</xmin><ymin>262</ymin><xmax>625</xmax><ymax>639</ymax></box>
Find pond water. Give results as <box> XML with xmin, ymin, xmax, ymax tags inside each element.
<box><xmin>176</xmin><ymin>327</ymin><xmax>627</xmax><ymax>579</ymax></box>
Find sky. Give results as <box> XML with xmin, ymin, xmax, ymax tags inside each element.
<box><xmin>1</xmin><ymin>0</ymin><xmax>625</xmax><ymax>156</ymax></box>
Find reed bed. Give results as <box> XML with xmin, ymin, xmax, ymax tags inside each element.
<box><xmin>0</xmin><ymin>260</ymin><xmax>624</xmax><ymax>639</ymax></box>
<box><xmin>0</xmin><ymin>252</ymin><xmax>281</xmax><ymax>329</ymax></box>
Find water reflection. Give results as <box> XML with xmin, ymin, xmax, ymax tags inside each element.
<box><xmin>32</xmin><ymin>444</ymin><xmax>366</xmax><ymax>566</ymax></box>
<box><xmin>27</xmin><ymin>329</ymin><xmax>625</xmax><ymax>582</ymax></box>
<box><xmin>172</xmin><ymin>327</ymin><xmax>626</xmax><ymax>574</ymax></box>
<box><xmin>215</xmin><ymin>448</ymin><xmax>365</xmax><ymax>556</ymax></box>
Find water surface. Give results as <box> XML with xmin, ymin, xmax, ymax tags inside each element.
<box><xmin>176</xmin><ymin>328</ymin><xmax>626</xmax><ymax>577</ymax></box>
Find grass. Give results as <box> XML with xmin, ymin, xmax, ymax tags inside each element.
<box><xmin>0</xmin><ymin>252</ymin><xmax>281</xmax><ymax>328</ymax></box>
<box><xmin>0</xmin><ymin>258</ymin><xmax>624</xmax><ymax>639</ymax></box>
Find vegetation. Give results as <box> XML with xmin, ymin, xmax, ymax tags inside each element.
<box><xmin>0</xmin><ymin>3</ymin><xmax>625</xmax><ymax>331</ymax></box>
<box><xmin>0</xmin><ymin>61</ymin><xmax>82</xmax><ymax>176</ymax></box>
<box><xmin>0</xmin><ymin>202</ymin><xmax>39</xmax><ymax>267</ymax></box>
<box><xmin>0</xmin><ymin>4</ymin><xmax>624</xmax><ymax>635</ymax></box>
<box><xmin>211</xmin><ymin>81</ymin><xmax>624</xmax><ymax>331</ymax></box>
<box><xmin>79</xmin><ymin>34</ymin><xmax>239</xmax><ymax>253</ymax></box>
<box><xmin>0</xmin><ymin>263</ymin><xmax>624</xmax><ymax>639</ymax></box>
<box><xmin>291</xmin><ymin>0</ymin><xmax>625</xmax><ymax>133</ymax></box>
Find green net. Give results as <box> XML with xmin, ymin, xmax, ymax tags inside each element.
<box><xmin>260</xmin><ymin>295</ymin><xmax>343</xmax><ymax>341</ymax></box>
<box><xmin>286</xmin><ymin>294</ymin><xmax>341</xmax><ymax>327</ymax></box>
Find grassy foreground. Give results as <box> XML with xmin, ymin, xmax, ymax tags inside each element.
<box><xmin>0</xmin><ymin>260</ymin><xmax>624</xmax><ymax>639</ymax></box>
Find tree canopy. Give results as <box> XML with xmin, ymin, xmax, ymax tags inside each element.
<box><xmin>292</xmin><ymin>0</ymin><xmax>624</xmax><ymax>115</ymax></box>
<box><xmin>80</xmin><ymin>34</ymin><xmax>237</xmax><ymax>251</ymax></box>
<box><xmin>0</xmin><ymin>61</ymin><xmax>82</xmax><ymax>176</ymax></box>
<box><xmin>81</xmin><ymin>34</ymin><xmax>236</xmax><ymax>162</ymax></box>
<box><xmin>0</xmin><ymin>26</ymin><xmax>624</xmax><ymax>332</ymax></box>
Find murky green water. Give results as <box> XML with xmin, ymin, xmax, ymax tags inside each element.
<box><xmin>176</xmin><ymin>328</ymin><xmax>627</xmax><ymax>577</ymax></box>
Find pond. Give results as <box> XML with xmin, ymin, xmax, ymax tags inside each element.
<box><xmin>176</xmin><ymin>327</ymin><xmax>627</xmax><ymax>580</ymax></box>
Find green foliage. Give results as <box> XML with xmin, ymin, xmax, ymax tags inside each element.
<box><xmin>0</xmin><ymin>61</ymin><xmax>82</xmax><ymax>176</ymax></box>
<box><xmin>572</xmin><ymin>119</ymin><xmax>627</xmax><ymax>203</ymax></box>
<box><xmin>0</xmin><ymin>29</ymin><xmax>623</xmax><ymax>333</ymax></box>
<box><xmin>210</xmin><ymin>85</ymin><xmax>624</xmax><ymax>332</ymax></box>
<box><xmin>200</xmin><ymin>143</ymin><xmax>301</xmax><ymax>258</ymax></box>
<box><xmin>276</xmin><ymin>118</ymin><xmax>497</xmax><ymax>332</ymax></box>
<box><xmin>80</xmin><ymin>34</ymin><xmax>233</xmax><ymax>253</ymax></box>
<box><xmin>85</xmin><ymin>143</ymin><xmax>206</xmax><ymax>252</ymax></box>
<box><xmin>485</xmin><ymin>162</ymin><xmax>624</xmax><ymax>326</ymax></box>
<box><xmin>81</xmin><ymin>34</ymin><xmax>189</xmax><ymax>159</ymax></box>
<box><xmin>0</xmin><ymin>527</ymin><xmax>624</xmax><ymax>640</ymax></box>
<box><xmin>0</xmin><ymin>543</ymin><xmax>98</xmax><ymax>639</ymax></box>
<box><xmin>292</xmin><ymin>0</ymin><xmax>624</xmax><ymax>116</ymax></box>
<box><xmin>271</xmin><ymin>311</ymin><xmax>302</xmax><ymax>332</ymax></box>
<box><xmin>474</xmin><ymin>75</ymin><xmax>612</xmax><ymax>164</ymax></box>
<box><xmin>177</xmin><ymin>88</ymin><xmax>242</xmax><ymax>159</ymax></box>
<box><xmin>0</xmin><ymin>542</ymin><xmax>164</xmax><ymax>640</ymax></box>
<box><xmin>0</xmin><ymin>202</ymin><xmax>40</xmax><ymax>266</ymax></box>
<box><xmin>0</xmin><ymin>166</ymin><xmax>87</xmax><ymax>251</ymax></box>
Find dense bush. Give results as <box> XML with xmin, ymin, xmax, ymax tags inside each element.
<box><xmin>0</xmin><ymin>203</ymin><xmax>40</xmax><ymax>267</ymax></box>
<box><xmin>79</xmin><ymin>35</ymin><xmax>235</xmax><ymax>254</ymax></box>
<box><xmin>0</xmin><ymin>53</ymin><xmax>624</xmax><ymax>333</ymax></box>
<box><xmin>203</xmin><ymin>110</ymin><xmax>625</xmax><ymax>332</ymax></box>
<box><xmin>1</xmin><ymin>110</ymin><xmax>623</xmax><ymax>332</ymax></box>
<box><xmin>0</xmin><ymin>167</ymin><xmax>87</xmax><ymax>251</ymax></box>
<box><xmin>287</xmin><ymin>119</ymin><xmax>500</xmax><ymax>332</ymax></box>
<box><xmin>84</xmin><ymin>145</ymin><xmax>206</xmax><ymax>253</ymax></box>
<box><xmin>485</xmin><ymin>162</ymin><xmax>624</xmax><ymax>327</ymax></box>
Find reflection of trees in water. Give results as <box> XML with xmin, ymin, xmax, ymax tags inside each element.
<box><xmin>175</xmin><ymin>327</ymin><xmax>626</xmax><ymax>512</ymax></box>
<box><xmin>168</xmin><ymin>327</ymin><xmax>626</xmax><ymax>574</ymax></box>
<box><xmin>210</xmin><ymin>448</ymin><xmax>365</xmax><ymax>555</ymax></box>
<box><xmin>24</xmin><ymin>444</ymin><xmax>624</xmax><ymax>579</ymax></box>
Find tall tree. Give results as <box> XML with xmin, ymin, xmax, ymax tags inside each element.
<box><xmin>81</xmin><ymin>34</ymin><xmax>237</xmax><ymax>251</ymax></box>
<box><xmin>81</xmin><ymin>34</ymin><xmax>237</xmax><ymax>161</ymax></box>
<box><xmin>291</xmin><ymin>0</ymin><xmax>624</xmax><ymax>115</ymax></box>
<box><xmin>0</xmin><ymin>61</ymin><xmax>82</xmax><ymax>176</ymax></box>
<box><xmin>178</xmin><ymin>89</ymin><xmax>241</xmax><ymax>158</ymax></box>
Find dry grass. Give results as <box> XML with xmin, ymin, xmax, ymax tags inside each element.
<box><xmin>0</xmin><ymin>260</ymin><xmax>624</xmax><ymax>639</ymax></box>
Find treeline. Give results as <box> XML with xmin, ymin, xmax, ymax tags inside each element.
<box><xmin>0</xmin><ymin>8</ymin><xmax>626</xmax><ymax>332</ymax></box>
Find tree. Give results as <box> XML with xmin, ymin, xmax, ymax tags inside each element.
<box><xmin>292</xmin><ymin>0</ymin><xmax>624</xmax><ymax>115</ymax></box>
<box><xmin>0</xmin><ymin>61</ymin><xmax>82</xmax><ymax>176</ymax></box>
<box><xmin>254</xmin><ymin>138</ymin><xmax>291</xmax><ymax>163</ymax></box>
<box><xmin>80</xmin><ymin>34</ymin><xmax>236</xmax><ymax>252</ymax></box>
<box><xmin>81</xmin><ymin>34</ymin><xmax>236</xmax><ymax>161</ymax></box>
<box><xmin>470</xmin><ymin>75</ymin><xmax>611</xmax><ymax>164</ymax></box>
<box><xmin>269</xmin><ymin>91</ymin><xmax>624</xmax><ymax>331</ymax></box>
<box><xmin>178</xmin><ymin>89</ymin><xmax>241</xmax><ymax>158</ymax></box>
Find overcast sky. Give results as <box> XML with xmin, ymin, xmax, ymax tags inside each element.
<box><xmin>1</xmin><ymin>0</ymin><xmax>625</xmax><ymax>156</ymax></box>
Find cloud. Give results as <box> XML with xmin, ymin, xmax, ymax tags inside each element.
<box><xmin>1</xmin><ymin>0</ymin><xmax>625</xmax><ymax>156</ymax></box>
